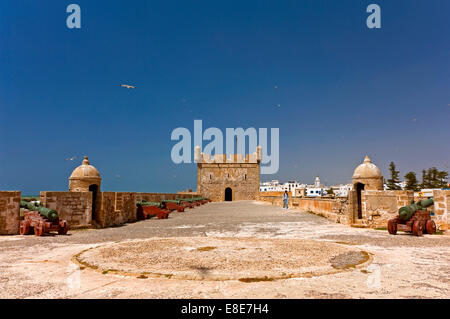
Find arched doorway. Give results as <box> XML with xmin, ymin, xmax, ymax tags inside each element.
<box><xmin>89</xmin><ymin>184</ymin><xmax>99</xmax><ymax>222</ymax></box>
<box><xmin>355</xmin><ymin>183</ymin><xmax>365</xmax><ymax>219</ymax></box>
<box><xmin>225</xmin><ymin>187</ymin><xmax>232</xmax><ymax>201</ymax></box>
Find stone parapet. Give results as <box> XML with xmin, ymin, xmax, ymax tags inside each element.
<box><xmin>258</xmin><ymin>194</ymin><xmax>350</xmax><ymax>225</ymax></box>
<box><xmin>0</xmin><ymin>191</ymin><xmax>21</xmax><ymax>235</ymax></box>
<box><xmin>40</xmin><ymin>191</ymin><xmax>93</xmax><ymax>228</ymax></box>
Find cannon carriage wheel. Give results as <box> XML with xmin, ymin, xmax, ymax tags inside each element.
<box><xmin>387</xmin><ymin>219</ymin><xmax>397</xmax><ymax>235</ymax></box>
<box><xmin>34</xmin><ymin>221</ymin><xmax>45</xmax><ymax>237</ymax></box>
<box><xmin>412</xmin><ymin>221</ymin><xmax>423</xmax><ymax>237</ymax></box>
<box><xmin>425</xmin><ymin>220</ymin><xmax>436</xmax><ymax>235</ymax></box>
<box><xmin>58</xmin><ymin>221</ymin><xmax>69</xmax><ymax>235</ymax></box>
<box><xmin>19</xmin><ymin>221</ymin><xmax>32</xmax><ymax>235</ymax></box>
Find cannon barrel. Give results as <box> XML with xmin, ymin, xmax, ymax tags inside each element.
<box><xmin>137</xmin><ymin>201</ymin><xmax>161</xmax><ymax>207</ymax></box>
<box><xmin>398</xmin><ymin>198</ymin><xmax>434</xmax><ymax>221</ymax></box>
<box><xmin>20</xmin><ymin>200</ymin><xmax>59</xmax><ymax>222</ymax></box>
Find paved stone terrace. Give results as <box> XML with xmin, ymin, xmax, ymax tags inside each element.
<box><xmin>0</xmin><ymin>201</ymin><xmax>448</xmax><ymax>298</ymax></box>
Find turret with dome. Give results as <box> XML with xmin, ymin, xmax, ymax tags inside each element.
<box><xmin>352</xmin><ymin>155</ymin><xmax>383</xmax><ymax>190</ymax></box>
<box><xmin>68</xmin><ymin>156</ymin><xmax>102</xmax><ymax>192</ymax></box>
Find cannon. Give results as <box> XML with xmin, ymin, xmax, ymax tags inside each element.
<box><xmin>177</xmin><ymin>199</ymin><xmax>195</xmax><ymax>209</ymax></box>
<box><xmin>136</xmin><ymin>201</ymin><xmax>171</xmax><ymax>220</ymax></box>
<box><xmin>19</xmin><ymin>201</ymin><xmax>69</xmax><ymax>236</ymax></box>
<box><xmin>180</xmin><ymin>197</ymin><xmax>210</xmax><ymax>206</ymax></box>
<box><xmin>162</xmin><ymin>200</ymin><xmax>185</xmax><ymax>212</ymax></box>
<box><xmin>388</xmin><ymin>199</ymin><xmax>436</xmax><ymax>236</ymax></box>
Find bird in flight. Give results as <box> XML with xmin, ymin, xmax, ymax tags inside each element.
<box><xmin>66</xmin><ymin>156</ymin><xmax>77</xmax><ymax>161</ymax></box>
<box><xmin>121</xmin><ymin>84</ymin><xmax>136</xmax><ymax>89</ymax></box>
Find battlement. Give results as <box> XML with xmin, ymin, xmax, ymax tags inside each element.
<box><xmin>194</xmin><ymin>146</ymin><xmax>262</xmax><ymax>164</ymax></box>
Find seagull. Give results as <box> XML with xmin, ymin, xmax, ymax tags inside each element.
<box><xmin>66</xmin><ymin>156</ymin><xmax>77</xmax><ymax>161</ymax></box>
<box><xmin>121</xmin><ymin>84</ymin><xmax>136</xmax><ymax>89</ymax></box>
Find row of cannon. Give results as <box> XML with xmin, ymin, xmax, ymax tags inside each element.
<box><xmin>18</xmin><ymin>197</ymin><xmax>211</xmax><ymax>237</ymax></box>
<box><xmin>137</xmin><ymin>197</ymin><xmax>211</xmax><ymax>220</ymax></box>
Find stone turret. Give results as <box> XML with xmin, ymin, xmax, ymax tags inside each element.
<box><xmin>69</xmin><ymin>156</ymin><xmax>102</xmax><ymax>192</ymax></box>
<box><xmin>352</xmin><ymin>155</ymin><xmax>383</xmax><ymax>190</ymax></box>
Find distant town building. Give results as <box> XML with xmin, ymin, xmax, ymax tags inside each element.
<box><xmin>306</xmin><ymin>187</ymin><xmax>326</xmax><ymax>197</ymax></box>
<box><xmin>331</xmin><ymin>184</ymin><xmax>353</xmax><ymax>197</ymax></box>
<box><xmin>260</xmin><ymin>176</ymin><xmax>348</xmax><ymax>198</ymax></box>
<box><xmin>383</xmin><ymin>181</ymin><xmax>407</xmax><ymax>190</ymax></box>
<box><xmin>314</xmin><ymin>176</ymin><xmax>321</xmax><ymax>188</ymax></box>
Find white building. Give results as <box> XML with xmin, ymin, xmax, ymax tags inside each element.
<box><xmin>259</xmin><ymin>180</ymin><xmax>305</xmax><ymax>195</ymax></box>
<box><xmin>259</xmin><ymin>180</ymin><xmax>281</xmax><ymax>192</ymax></box>
<box><xmin>383</xmin><ymin>181</ymin><xmax>407</xmax><ymax>190</ymax></box>
<box><xmin>306</xmin><ymin>187</ymin><xmax>326</xmax><ymax>197</ymax></box>
<box><xmin>260</xmin><ymin>177</ymin><xmax>353</xmax><ymax>198</ymax></box>
<box><xmin>331</xmin><ymin>184</ymin><xmax>353</xmax><ymax>197</ymax></box>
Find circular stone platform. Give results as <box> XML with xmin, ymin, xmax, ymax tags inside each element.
<box><xmin>76</xmin><ymin>237</ymin><xmax>370</xmax><ymax>281</ymax></box>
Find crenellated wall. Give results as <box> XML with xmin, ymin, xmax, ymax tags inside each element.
<box><xmin>97</xmin><ymin>192</ymin><xmax>137</xmax><ymax>228</ymax></box>
<box><xmin>40</xmin><ymin>191</ymin><xmax>93</xmax><ymax>228</ymax></box>
<box><xmin>259</xmin><ymin>189</ymin><xmax>449</xmax><ymax>232</ymax></box>
<box><xmin>359</xmin><ymin>190</ymin><xmax>414</xmax><ymax>228</ymax></box>
<box><xmin>0</xmin><ymin>191</ymin><xmax>21</xmax><ymax>235</ymax></box>
<box><xmin>258</xmin><ymin>194</ymin><xmax>351</xmax><ymax>225</ymax></box>
<box><xmin>135</xmin><ymin>193</ymin><xmax>199</xmax><ymax>203</ymax></box>
<box><xmin>432</xmin><ymin>190</ymin><xmax>450</xmax><ymax>231</ymax></box>
<box><xmin>38</xmin><ymin>191</ymin><xmax>202</xmax><ymax>230</ymax></box>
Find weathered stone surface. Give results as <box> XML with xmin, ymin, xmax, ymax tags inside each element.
<box><xmin>0</xmin><ymin>191</ymin><xmax>21</xmax><ymax>235</ymax></box>
<box><xmin>259</xmin><ymin>194</ymin><xmax>351</xmax><ymax>225</ymax></box>
<box><xmin>40</xmin><ymin>191</ymin><xmax>92</xmax><ymax>228</ymax></box>
<box><xmin>97</xmin><ymin>192</ymin><xmax>137</xmax><ymax>228</ymax></box>
<box><xmin>432</xmin><ymin>190</ymin><xmax>450</xmax><ymax>231</ymax></box>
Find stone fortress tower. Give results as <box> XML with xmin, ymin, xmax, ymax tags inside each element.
<box><xmin>69</xmin><ymin>156</ymin><xmax>102</xmax><ymax>193</ymax></box>
<box><xmin>196</xmin><ymin>146</ymin><xmax>262</xmax><ymax>202</ymax></box>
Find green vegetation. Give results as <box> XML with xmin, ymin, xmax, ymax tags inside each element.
<box><xmin>387</xmin><ymin>163</ymin><xmax>448</xmax><ymax>190</ymax></box>
<box><xmin>21</xmin><ymin>196</ymin><xmax>39</xmax><ymax>201</ymax></box>
<box><xmin>239</xmin><ymin>276</ymin><xmax>274</xmax><ymax>283</ymax></box>
<box><xmin>404</xmin><ymin>172</ymin><xmax>420</xmax><ymax>191</ymax></box>
<box><xmin>420</xmin><ymin>167</ymin><xmax>449</xmax><ymax>189</ymax></box>
<box><xmin>387</xmin><ymin>162</ymin><xmax>402</xmax><ymax>190</ymax></box>
<box><xmin>197</xmin><ymin>246</ymin><xmax>216</xmax><ymax>252</ymax></box>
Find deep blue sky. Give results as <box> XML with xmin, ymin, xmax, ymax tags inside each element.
<box><xmin>1</xmin><ymin>0</ymin><xmax>449</xmax><ymax>194</ymax></box>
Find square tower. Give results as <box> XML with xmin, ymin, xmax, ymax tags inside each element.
<box><xmin>196</xmin><ymin>147</ymin><xmax>261</xmax><ymax>202</ymax></box>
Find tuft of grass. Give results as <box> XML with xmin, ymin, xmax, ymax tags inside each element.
<box><xmin>197</xmin><ymin>246</ymin><xmax>216</xmax><ymax>252</ymax></box>
<box><xmin>334</xmin><ymin>241</ymin><xmax>358</xmax><ymax>246</ymax></box>
<box><xmin>102</xmin><ymin>269</ymin><xmax>118</xmax><ymax>275</ymax></box>
<box><xmin>239</xmin><ymin>276</ymin><xmax>274</xmax><ymax>283</ymax></box>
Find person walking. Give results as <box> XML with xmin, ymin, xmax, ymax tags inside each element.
<box><xmin>282</xmin><ymin>191</ymin><xmax>289</xmax><ymax>210</ymax></box>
